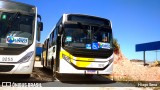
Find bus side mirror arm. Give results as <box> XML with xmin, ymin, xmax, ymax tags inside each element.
<box><xmin>37</xmin><ymin>14</ymin><xmax>41</xmax><ymax>21</ymax></box>
<box><xmin>37</xmin><ymin>14</ymin><xmax>43</xmax><ymax>31</ymax></box>
<box><xmin>37</xmin><ymin>30</ymin><xmax>40</xmax><ymax>41</ymax></box>
<box><xmin>37</xmin><ymin>15</ymin><xmax>43</xmax><ymax>41</ymax></box>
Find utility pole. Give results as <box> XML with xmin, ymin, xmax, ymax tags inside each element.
<box><xmin>156</xmin><ymin>50</ymin><xmax>157</xmax><ymax>60</ymax></box>
<box><xmin>144</xmin><ymin>51</ymin><xmax>146</xmax><ymax>66</ymax></box>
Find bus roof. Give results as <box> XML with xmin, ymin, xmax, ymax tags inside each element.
<box><xmin>63</xmin><ymin>13</ymin><xmax>110</xmax><ymax>22</ymax></box>
<box><xmin>0</xmin><ymin>0</ymin><xmax>36</xmax><ymax>13</ymax></box>
<box><xmin>62</xmin><ymin>13</ymin><xmax>111</xmax><ymax>26</ymax></box>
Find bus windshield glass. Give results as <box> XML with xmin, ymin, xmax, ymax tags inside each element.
<box><xmin>63</xmin><ymin>25</ymin><xmax>113</xmax><ymax>50</ymax></box>
<box><xmin>0</xmin><ymin>11</ymin><xmax>34</xmax><ymax>48</ymax></box>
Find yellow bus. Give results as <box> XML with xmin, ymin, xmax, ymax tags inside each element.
<box><xmin>41</xmin><ymin>13</ymin><xmax>113</xmax><ymax>77</ymax></box>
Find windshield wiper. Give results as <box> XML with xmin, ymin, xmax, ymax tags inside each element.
<box><xmin>1</xmin><ymin>12</ymin><xmax>21</xmax><ymax>37</ymax></box>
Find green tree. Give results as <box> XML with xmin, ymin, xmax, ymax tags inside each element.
<box><xmin>113</xmin><ymin>38</ymin><xmax>120</xmax><ymax>54</ymax></box>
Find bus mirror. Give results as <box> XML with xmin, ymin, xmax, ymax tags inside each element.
<box><xmin>37</xmin><ymin>14</ymin><xmax>42</xmax><ymax>21</ymax></box>
<box><xmin>58</xmin><ymin>24</ymin><xmax>63</xmax><ymax>34</ymax></box>
<box><xmin>38</xmin><ymin>22</ymin><xmax>43</xmax><ymax>31</ymax></box>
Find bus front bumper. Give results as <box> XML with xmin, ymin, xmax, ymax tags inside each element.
<box><xmin>0</xmin><ymin>60</ymin><xmax>34</xmax><ymax>74</ymax></box>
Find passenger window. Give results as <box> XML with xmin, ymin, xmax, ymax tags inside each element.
<box><xmin>54</xmin><ymin>28</ymin><xmax>58</xmax><ymax>40</ymax></box>
<box><xmin>49</xmin><ymin>33</ymin><xmax>53</xmax><ymax>47</ymax></box>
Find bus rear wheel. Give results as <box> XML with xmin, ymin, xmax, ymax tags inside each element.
<box><xmin>51</xmin><ymin>57</ymin><xmax>54</xmax><ymax>70</ymax></box>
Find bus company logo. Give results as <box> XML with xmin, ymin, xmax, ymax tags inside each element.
<box><xmin>98</xmin><ymin>42</ymin><xmax>110</xmax><ymax>49</ymax></box>
<box><xmin>6</xmin><ymin>36</ymin><xmax>28</xmax><ymax>45</ymax></box>
<box><xmin>7</xmin><ymin>36</ymin><xmax>14</xmax><ymax>43</ymax></box>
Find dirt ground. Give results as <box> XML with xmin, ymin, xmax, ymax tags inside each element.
<box><xmin>112</xmin><ymin>50</ymin><xmax>160</xmax><ymax>81</ymax></box>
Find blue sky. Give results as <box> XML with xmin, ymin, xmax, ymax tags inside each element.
<box><xmin>14</xmin><ymin>0</ymin><xmax>160</xmax><ymax>62</ymax></box>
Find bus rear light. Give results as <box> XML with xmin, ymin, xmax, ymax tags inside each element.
<box><xmin>18</xmin><ymin>51</ymin><xmax>34</xmax><ymax>63</ymax></box>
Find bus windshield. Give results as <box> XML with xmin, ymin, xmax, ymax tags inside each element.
<box><xmin>0</xmin><ymin>11</ymin><xmax>34</xmax><ymax>48</ymax></box>
<box><xmin>63</xmin><ymin>25</ymin><xmax>113</xmax><ymax>50</ymax></box>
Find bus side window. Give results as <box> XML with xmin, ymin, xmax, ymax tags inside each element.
<box><xmin>49</xmin><ymin>33</ymin><xmax>53</xmax><ymax>48</ymax></box>
<box><xmin>51</xmin><ymin>31</ymin><xmax>54</xmax><ymax>46</ymax></box>
<box><xmin>52</xmin><ymin>27</ymin><xmax>58</xmax><ymax>45</ymax></box>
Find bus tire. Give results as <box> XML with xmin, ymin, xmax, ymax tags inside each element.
<box><xmin>53</xmin><ymin>58</ymin><xmax>57</xmax><ymax>79</ymax></box>
<box><xmin>51</xmin><ymin>57</ymin><xmax>54</xmax><ymax>70</ymax></box>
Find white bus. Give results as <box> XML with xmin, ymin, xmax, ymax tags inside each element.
<box><xmin>0</xmin><ymin>0</ymin><xmax>43</xmax><ymax>77</ymax></box>
<box><xmin>41</xmin><ymin>14</ymin><xmax>113</xmax><ymax>77</ymax></box>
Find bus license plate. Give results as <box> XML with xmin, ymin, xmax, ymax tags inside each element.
<box><xmin>86</xmin><ymin>70</ymin><xmax>96</xmax><ymax>74</ymax></box>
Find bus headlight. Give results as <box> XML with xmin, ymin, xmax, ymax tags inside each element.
<box><xmin>62</xmin><ymin>54</ymin><xmax>70</xmax><ymax>62</ymax></box>
<box><xmin>18</xmin><ymin>51</ymin><xmax>34</xmax><ymax>63</ymax></box>
<box><xmin>108</xmin><ymin>58</ymin><xmax>113</xmax><ymax>65</ymax></box>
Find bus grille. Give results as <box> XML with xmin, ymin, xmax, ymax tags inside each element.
<box><xmin>0</xmin><ymin>65</ymin><xmax>14</xmax><ymax>72</ymax></box>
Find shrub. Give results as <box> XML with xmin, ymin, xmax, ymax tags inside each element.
<box><xmin>113</xmin><ymin>38</ymin><xmax>120</xmax><ymax>54</ymax></box>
